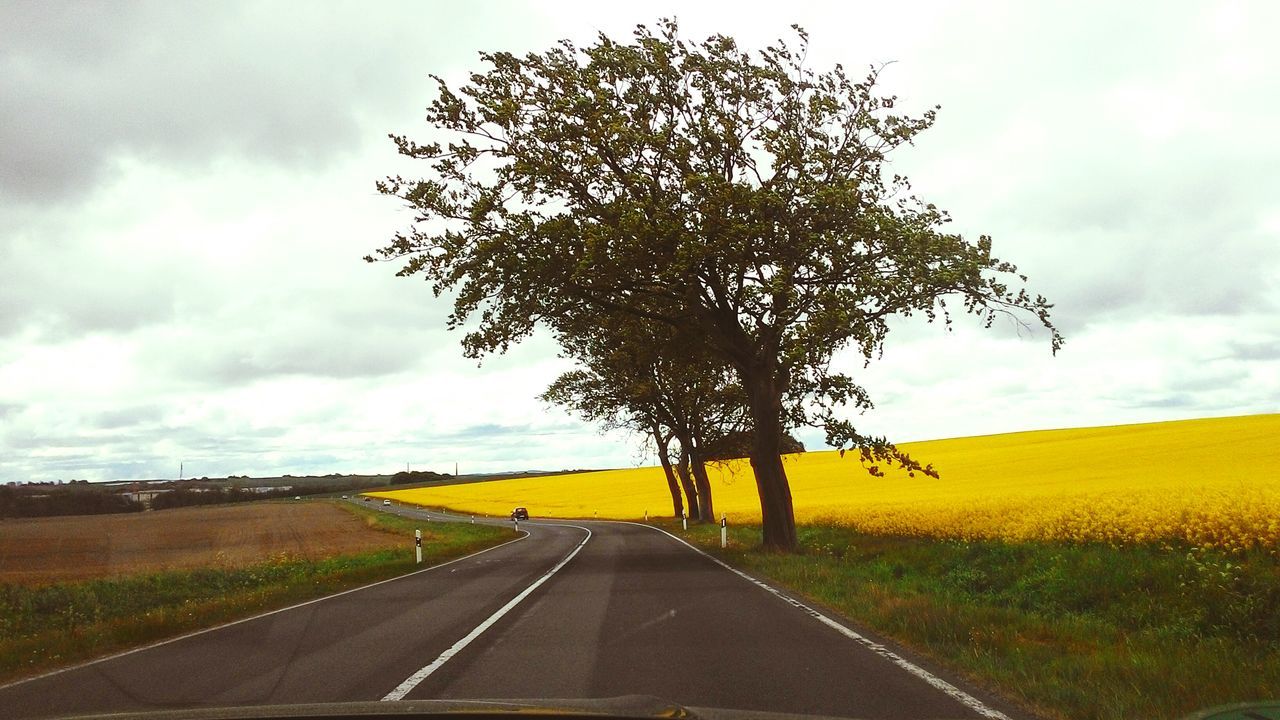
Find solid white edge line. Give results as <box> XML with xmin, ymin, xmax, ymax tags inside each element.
<box><xmin>381</xmin><ymin>523</ymin><xmax>592</xmax><ymax>702</ymax></box>
<box><xmin>0</xmin><ymin>522</ymin><xmax>530</xmax><ymax>693</ymax></box>
<box><xmin>618</xmin><ymin>521</ymin><xmax>1013</xmax><ymax>720</ymax></box>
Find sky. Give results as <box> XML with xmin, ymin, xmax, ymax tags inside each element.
<box><xmin>1</xmin><ymin>0</ymin><xmax>1277</xmax><ymax>482</ymax></box>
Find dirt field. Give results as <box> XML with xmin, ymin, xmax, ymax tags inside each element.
<box><xmin>0</xmin><ymin>501</ymin><xmax>404</xmax><ymax>585</ymax></box>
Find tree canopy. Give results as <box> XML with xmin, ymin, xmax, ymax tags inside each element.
<box><xmin>370</xmin><ymin>19</ymin><xmax>1061</xmax><ymax>549</ymax></box>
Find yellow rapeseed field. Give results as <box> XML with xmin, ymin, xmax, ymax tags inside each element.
<box><xmin>373</xmin><ymin>414</ymin><xmax>1280</xmax><ymax>550</ymax></box>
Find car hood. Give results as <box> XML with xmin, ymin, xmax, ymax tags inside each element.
<box><xmin>43</xmin><ymin>696</ymin><xmax>927</xmax><ymax>720</ymax></box>
<box><xmin>42</xmin><ymin>696</ymin><xmax>1279</xmax><ymax>720</ymax></box>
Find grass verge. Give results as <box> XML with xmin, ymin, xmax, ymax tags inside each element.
<box><xmin>669</xmin><ymin>521</ymin><xmax>1280</xmax><ymax>720</ymax></box>
<box><xmin>0</xmin><ymin>501</ymin><xmax>514</xmax><ymax>684</ymax></box>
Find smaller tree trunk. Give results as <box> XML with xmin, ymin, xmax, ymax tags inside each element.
<box><xmin>675</xmin><ymin>446</ymin><xmax>701</xmax><ymax>521</ymax></box>
<box><xmin>653</xmin><ymin>427</ymin><xmax>683</xmax><ymax>519</ymax></box>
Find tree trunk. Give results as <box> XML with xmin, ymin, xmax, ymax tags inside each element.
<box><xmin>743</xmin><ymin>366</ymin><xmax>797</xmax><ymax>551</ymax></box>
<box><xmin>653</xmin><ymin>427</ymin><xmax>683</xmax><ymax>518</ymax></box>
<box><xmin>675</xmin><ymin>446</ymin><xmax>701</xmax><ymax>521</ymax></box>
<box><xmin>689</xmin><ymin>448</ymin><xmax>714</xmax><ymax>522</ymax></box>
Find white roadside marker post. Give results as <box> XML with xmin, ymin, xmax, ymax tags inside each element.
<box><xmin>721</xmin><ymin>514</ymin><xmax>727</xmax><ymax>548</ymax></box>
<box><xmin>644</xmin><ymin>509</ymin><xmax>648</xmax><ymax>522</ymax></box>
<box><xmin>682</xmin><ymin>511</ymin><xmax>687</xmax><ymax>531</ymax></box>
<box><xmin>471</xmin><ymin>515</ymin><xmax>475</xmax><ymax>524</ymax></box>
<box><xmin>415</xmin><ymin>529</ymin><xmax>423</xmax><ymax>564</ymax></box>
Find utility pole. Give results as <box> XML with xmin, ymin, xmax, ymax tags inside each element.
<box><xmin>179</xmin><ymin>461</ymin><xmax>183</xmax><ymax>480</ymax></box>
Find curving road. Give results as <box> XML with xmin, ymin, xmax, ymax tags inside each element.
<box><xmin>0</xmin><ymin>503</ymin><xmax>1031</xmax><ymax>720</ymax></box>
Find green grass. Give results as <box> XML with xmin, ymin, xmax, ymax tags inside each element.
<box><xmin>670</xmin><ymin>521</ymin><xmax>1280</xmax><ymax>720</ymax></box>
<box><xmin>0</xmin><ymin>502</ymin><xmax>514</xmax><ymax>684</ymax></box>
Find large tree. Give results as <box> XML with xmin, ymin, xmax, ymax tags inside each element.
<box><xmin>370</xmin><ymin>19</ymin><xmax>1061</xmax><ymax>549</ymax></box>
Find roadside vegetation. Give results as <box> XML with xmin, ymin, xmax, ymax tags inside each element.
<box><xmin>674</xmin><ymin>521</ymin><xmax>1280</xmax><ymax>720</ymax></box>
<box><xmin>0</xmin><ymin>502</ymin><xmax>513</xmax><ymax>684</ymax></box>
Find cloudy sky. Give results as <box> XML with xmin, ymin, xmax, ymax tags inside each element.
<box><xmin>2</xmin><ymin>1</ymin><xmax>1277</xmax><ymax>482</ymax></box>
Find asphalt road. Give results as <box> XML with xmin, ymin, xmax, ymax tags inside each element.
<box><xmin>0</xmin><ymin>503</ymin><xmax>1030</xmax><ymax>720</ymax></box>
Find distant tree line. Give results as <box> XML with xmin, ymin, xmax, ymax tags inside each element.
<box><xmin>0</xmin><ymin>484</ymin><xmax>144</xmax><ymax>518</ymax></box>
<box><xmin>1</xmin><ymin>476</ymin><xmax>397</xmax><ymax>518</ymax></box>
<box><xmin>389</xmin><ymin>470</ymin><xmax>452</xmax><ymax>485</ymax></box>
<box><xmin>149</xmin><ymin>482</ymin><xmax>369</xmax><ymax>510</ymax></box>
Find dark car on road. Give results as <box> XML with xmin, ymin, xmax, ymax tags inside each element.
<box><xmin>511</xmin><ymin>507</ymin><xmax>529</xmax><ymax>520</ymax></box>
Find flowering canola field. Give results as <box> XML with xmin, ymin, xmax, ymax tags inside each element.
<box><xmin>372</xmin><ymin>414</ymin><xmax>1280</xmax><ymax>550</ymax></box>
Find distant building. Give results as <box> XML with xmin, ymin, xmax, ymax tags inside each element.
<box><xmin>122</xmin><ymin>489</ymin><xmax>171</xmax><ymax>508</ymax></box>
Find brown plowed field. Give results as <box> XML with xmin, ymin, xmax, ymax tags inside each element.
<box><xmin>0</xmin><ymin>501</ymin><xmax>401</xmax><ymax>585</ymax></box>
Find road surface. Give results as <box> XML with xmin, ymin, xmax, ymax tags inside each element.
<box><xmin>0</xmin><ymin>503</ymin><xmax>1030</xmax><ymax>719</ymax></box>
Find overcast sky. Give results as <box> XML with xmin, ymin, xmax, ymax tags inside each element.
<box><xmin>2</xmin><ymin>0</ymin><xmax>1277</xmax><ymax>482</ymax></box>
